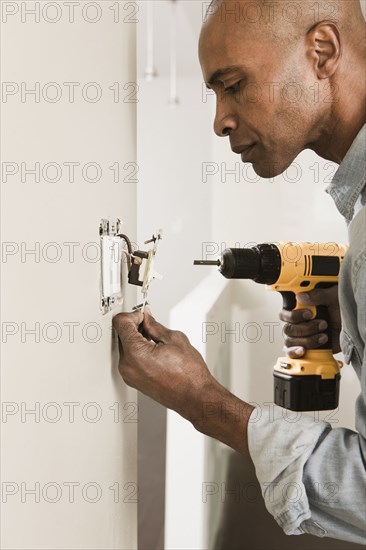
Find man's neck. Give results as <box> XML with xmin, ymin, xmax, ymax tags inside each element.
<box><xmin>312</xmin><ymin>56</ymin><xmax>366</xmax><ymax>164</ymax></box>
<box><xmin>316</xmin><ymin>107</ymin><xmax>365</xmax><ymax>165</ymax></box>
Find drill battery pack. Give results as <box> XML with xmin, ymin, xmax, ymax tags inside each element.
<box><xmin>274</xmin><ymin>372</ymin><xmax>341</xmax><ymax>411</ymax></box>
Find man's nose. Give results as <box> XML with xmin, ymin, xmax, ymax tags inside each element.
<box><xmin>213</xmin><ymin>98</ymin><xmax>237</xmax><ymax>137</ymax></box>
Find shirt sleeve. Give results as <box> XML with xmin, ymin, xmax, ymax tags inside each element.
<box><xmin>247</xmin><ymin>406</ymin><xmax>366</xmax><ymax>545</ymax></box>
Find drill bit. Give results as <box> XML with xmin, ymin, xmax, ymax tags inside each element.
<box><xmin>193</xmin><ymin>260</ymin><xmax>220</xmax><ymax>266</ymax></box>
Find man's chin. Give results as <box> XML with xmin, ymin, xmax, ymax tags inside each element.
<box><xmin>247</xmin><ymin>156</ymin><xmax>295</xmax><ymax>179</ymax></box>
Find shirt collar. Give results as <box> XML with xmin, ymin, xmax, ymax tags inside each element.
<box><xmin>326</xmin><ymin>124</ymin><xmax>366</xmax><ymax>224</ymax></box>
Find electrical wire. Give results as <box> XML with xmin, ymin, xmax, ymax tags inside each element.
<box><xmin>117</xmin><ymin>234</ymin><xmax>133</xmax><ymax>270</ymax></box>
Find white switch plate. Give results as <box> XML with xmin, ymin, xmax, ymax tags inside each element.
<box><xmin>100</xmin><ymin>218</ymin><xmax>123</xmax><ymax>314</ymax></box>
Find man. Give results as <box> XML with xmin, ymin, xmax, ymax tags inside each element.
<box><xmin>113</xmin><ymin>0</ymin><xmax>366</xmax><ymax>543</ymax></box>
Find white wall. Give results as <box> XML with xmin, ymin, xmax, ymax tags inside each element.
<box><xmin>136</xmin><ymin>3</ymin><xmax>215</xmax><ymax>548</ymax></box>
<box><xmin>166</xmin><ymin>275</ymin><xmax>231</xmax><ymax>550</ymax></box>
<box><xmin>136</xmin><ymin>74</ymin><xmax>215</xmax><ymax>550</ymax></box>
<box><xmin>137</xmin><ymin>0</ymin><xmax>215</xmax><ymax>326</ymax></box>
<box><xmin>137</xmin><ymin>76</ymin><xmax>214</xmax><ymax>324</ymax></box>
<box><xmin>1</xmin><ymin>3</ymin><xmax>137</xmax><ymax>548</ymax></box>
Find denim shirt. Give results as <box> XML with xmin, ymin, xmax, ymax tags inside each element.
<box><xmin>248</xmin><ymin>125</ymin><xmax>366</xmax><ymax>544</ymax></box>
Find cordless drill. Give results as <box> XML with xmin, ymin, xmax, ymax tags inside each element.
<box><xmin>194</xmin><ymin>242</ymin><xmax>348</xmax><ymax>411</ymax></box>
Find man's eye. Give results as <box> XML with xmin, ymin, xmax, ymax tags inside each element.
<box><xmin>224</xmin><ymin>81</ymin><xmax>242</xmax><ymax>94</ymax></box>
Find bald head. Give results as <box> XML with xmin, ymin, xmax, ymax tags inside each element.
<box><xmin>203</xmin><ymin>0</ymin><xmax>364</xmax><ymax>45</ymax></box>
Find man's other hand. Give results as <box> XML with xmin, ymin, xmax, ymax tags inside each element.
<box><xmin>279</xmin><ymin>285</ymin><xmax>342</xmax><ymax>358</ymax></box>
<box><xmin>112</xmin><ymin>309</ymin><xmax>215</xmax><ymax>421</ymax></box>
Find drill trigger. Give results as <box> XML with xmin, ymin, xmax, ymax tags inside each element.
<box><xmin>280</xmin><ymin>291</ymin><xmax>297</xmax><ymax>311</ymax></box>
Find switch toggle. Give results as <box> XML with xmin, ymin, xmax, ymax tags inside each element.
<box><xmin>129</xmin><ymin>230</ymin><xmax>163</xmax><ymax>312</ymax></box>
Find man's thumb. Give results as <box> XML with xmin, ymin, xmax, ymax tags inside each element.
<box><xmin>296</xmin><ymin>287</ymin><xmax>334</xmax><ymax>306</ymax></box>
<box><xmin>113</xmin><ymin>310</ymin><xmax>143</xmax><ymax>335</ymax></box>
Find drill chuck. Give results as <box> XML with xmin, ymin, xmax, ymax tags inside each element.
<box><xmin>219</xmin><ymin>244</ymin><xmax>281</xmax><ymax>284</ymax></box>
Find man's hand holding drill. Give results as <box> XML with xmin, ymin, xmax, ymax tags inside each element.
<box><xmin>280</xmin><ymin>285</ymin><xmax>342</xmax><ymax>358</ymax></box>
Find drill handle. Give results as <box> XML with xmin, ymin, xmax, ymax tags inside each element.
<box><xmin>280</xmin><ymin>291</ymin><xmax>333</xmax><ymax>351</ymax></box>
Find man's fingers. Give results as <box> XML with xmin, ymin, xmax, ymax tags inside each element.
<box><xmin>279</xmin><ymin>309</ymin><xmax>314</xmax><ymax>324</ymax></box>
<box><xmin>117</xmin><ymin>335</ymin><xmax>125</xmax><ymax>359</ymax></box>
<box><xmin>113</xmin><ymin>311</ymin><xmax>145</xmax><ymax>348</ymax></box>
<box><xmin>142</xmin><ymin>310</ymin><xmax>173</xmax><ymax>344</ymax></box>
<box><xmin>283</xmin><ymin>319</ymin><xmax>327</xmax><ymax>338</ymax></box>
<box><xmin>113</xmin><ymin>310</ymin><xmax>143</xmax><ymax>331</ymax></box>
<box><xmin>280</xmin><ymin>286</ymin><xmax>340</xmax><ymax>354</ymax></box>
<box><xmin>284</xmin><ymin>346</ymin><xmax>305</xmax><ymax>358</ymax></box>
<box><xmin>296</xmin><ymin>285</ymin><xmax>338</xmax><ymax>307</ymax></box>
<box><xmin>143</xmin><ymin>311</ymin><xmax>190</xmax><ymax>347</ymax></box>
<box><xmin>284</xmin><ymin>333</ymin><xmax>328</xmax><ymax>349</ymax></box>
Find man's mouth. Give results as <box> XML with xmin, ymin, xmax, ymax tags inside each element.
<box><xmin>240</xmin><ymin>143</ymin><xmax>256</xmax><ymax>160</ymax></box>
<box><xmin>232</xmin><ymin>143</ymin><xmax>256</xmax><ymax>155</ymax></box>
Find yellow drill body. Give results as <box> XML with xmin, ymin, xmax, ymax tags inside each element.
<box><xmin>194</xmin><ymin>241</ymin><xmax>349</xmax><ymax>411</ymax></box>
<box><xmin>270</xmin><ymin>243</ymin><xmax>348</xmax><ymax>397</ymax></box>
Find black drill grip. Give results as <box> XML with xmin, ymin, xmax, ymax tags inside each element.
<box><xmin>313</xmin><ymin>282</ymin><xmax>337</xmax><ymax>350</ymax></box>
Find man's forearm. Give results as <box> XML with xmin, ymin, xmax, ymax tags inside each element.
<box><xmin>189</xmin><ymin>379</ymin><xmax>254</xmax><ymax>457</ymax></box>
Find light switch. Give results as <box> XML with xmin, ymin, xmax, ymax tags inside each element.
<box><xmin>100</xmin><ymin>218</ymin><xmax>123</xmax><ymax>314</ymax></box>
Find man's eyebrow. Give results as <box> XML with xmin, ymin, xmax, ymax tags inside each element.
<box><xmin>207</xmin><ymin>66</ymin><xmax>243</xmax><ymax>86</ymax></box>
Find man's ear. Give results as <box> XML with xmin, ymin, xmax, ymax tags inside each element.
<box><xmin>306</xmin><ymin>22</ymin><xmax>342</xmax><ymax>79</ymax></box>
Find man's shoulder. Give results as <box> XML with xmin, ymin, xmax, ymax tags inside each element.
<box><xmin>348</xmin><ymin>205</ymin><xmax>366</xmax><ymax>290</ymax></box>
<box><xmin>349</xmin><ymin>204</ymin><xmax>366</xmax><ymax>248</ymax></box>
